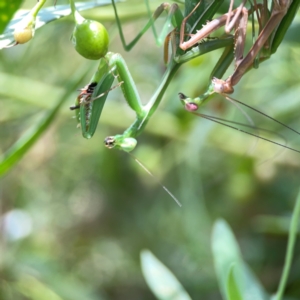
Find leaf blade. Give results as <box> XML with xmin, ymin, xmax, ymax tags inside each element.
<box><xmin>0</xmin><ymin>0</ymin><xmax>24</xmax><ymax>34</ymax></box>
<box><xmin>0</xmin><ymin>65</ymin><xmax>90</xmax><ymax>177</ymax></box>
<box><xmin>141</xmin><ymin>250</ymin><xmax>192</xmax><ymax>300</ymax></box>
<box><xmin>212</xmin><ymin>219</ymin><xmax>269</xmax><ymax>300</ymax></box>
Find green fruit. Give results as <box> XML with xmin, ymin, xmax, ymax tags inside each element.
<box><xmin>72</xmin><ymin>19</ymin><xmax>109</xmax><ymax>60</ymax></box>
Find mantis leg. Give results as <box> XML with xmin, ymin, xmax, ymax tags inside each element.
<box><xmin>71</xmin><ymin>0</ymin><xmax>235</xmax><ymax>148</ymax></box>
<box><xmin>72</xmin><ymin>38</ymin><xmax>230</xmax><ymax>151</ymax></box>
<box><xmin>214</xmin><ymin>0</ymin><xmax>293</xmax><ymax>93</ymax></box>
<box><xmin>225</xmin><ymin>0</ymin><xmax>248</xmax><ymax>33</ymax></box>
<box><xmin>72</xmin><ymin>52</ymin><xmax>145</xmax><ymax>142</ymax></box>
<box><xmin>71</xmin><ymin>51</ymin><xmax>178</xmax><ymax>150</ymax></box>
<box><xmin>104</xmin><ymin>56</ymin><xmax>181</xmax><ymax>152</ymax></box>
<box><xmin>165</xmin><ymin>0</ymin><xmax>226</xmax><ymax>63</ymax></box>
<box><xmin>178</xmin><ymin>42</ymin><xmax>235</xmax><ymax>110</ymax></box>
<box><xmin>180</xmin><ymin>0</ymin><xmax>297</xmax><ymax>106</ymax></box>
<box><xmin>179</xmin><ymin>0</ymin><xmax>245</xmax><ymax>52</ymax></box>
<box><xmin>74</xmin><ymin>51</ymin><xmax>179</xmax><ymax>151</ymax></box>
<box><xmin>103</xmin><ymin>37</ymin><xmax>233</xmax><ymax>152</ymax></box>
<box><xmin>71</xmin><ymin>58</ymin><xmax>115</xmax><ymax>139</ymax></box>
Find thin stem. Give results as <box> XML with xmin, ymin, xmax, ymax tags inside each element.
<box><xmin>144</xmin><ymin>0</ymin><xmax>158</xmax><ymax>41</ymax></box>
<box><xmin>111</xmin><ymin>0</ymin><xmax>178</xmax><ymax>50</ymax></box>
<box><xmin>69</xmin><ymin>0</ymin><xmax>84</xmax><ymax>24</ymax></box>
<box><xmin>275</xmin><ymin>190</ymin><xmax>300</xmax><ymax>300</ymax></box>
<box><xmin>30</xmin><ymin>0</ymin><xmax>47</xmax><ymax>18</ymax></box>
<box><xmin>123</xmin><ymin>37</ymin><xmax>234</xmax><ymax>138</ymax></box>
<box><xmin>69</xmin><ymin>0</ymin><xmax>77</xmax><ymax>17</ymax></box>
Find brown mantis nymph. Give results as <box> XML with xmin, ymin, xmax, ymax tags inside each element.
<box><xmin>177</xmin><ymin>0</ymin><xmax>297</xmax><ymax>103</ymax></box>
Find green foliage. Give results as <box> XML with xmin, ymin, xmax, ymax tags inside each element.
<box><xmin>226</xmin><ymin>265</ymin><xmax>243</xmax><ymax>300</ymax></box>
<box><xmin>141</xmin><ymin>189</ymin><xmax>300</xmax><ymax>300</ymax></box>
<box><xmin>0</xmin><ymin>66</ymin><xmax>88</xmax><ymax>176</ymax></box>
<box><xmin>0</xmin><ymin>0</ymin><xmax>24</xmax><ymax>34</ymax></box>
<box><xmin>212</xmin><ymin>220</ymin><xmax>268</xmax><ymax>300</ymax></box>
<box><xmin>141</xmin><ymin>250</ymin><xmax>192</xmax><ymax>300</ymax></box>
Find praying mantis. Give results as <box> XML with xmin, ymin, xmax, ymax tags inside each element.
<box><xmin>72</xmin><ymin>0</ymin><xmax>300</xmax><ymax>154</ymax></box>
<box><xmin>72</xmin><ymin>0</ymin><xmax>231</xmax><ymax>147</ymax></box>
<box><xmin>179</xmin><ymin>0</ymin><xmax>300</xmax><ymax>104</ymax></box>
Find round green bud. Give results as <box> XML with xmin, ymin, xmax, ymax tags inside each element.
<box><xmin>72</xmin><ymin>19</ymin><xmax>109</xmax><ymax>60</ymax></box>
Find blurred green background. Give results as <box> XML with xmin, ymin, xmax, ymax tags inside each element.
<box><xmin>1</xmin><ymin>0</ymin><xmax>300</xmax><ymax>299</ymax></box>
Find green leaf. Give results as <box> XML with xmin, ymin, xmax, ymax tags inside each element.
<box><xmin>212</xmin><ymin>219</ymin><xmax>243</xmax><ymax>299</ymax></box>
<box><xmin>0</xmin><ymin>100</ymin><xmax>64</xmax><ymax>177</ymax></box>
<box><xmin>0</xmin><ymin>65</ymin><xmax>90</xmax><ymax>177</ymax></box>
<box><xmin>226</xmin><ymin>264</ymin><xmax>243</xmax><ymax>300</ymax></box>
<box><xmin>274</xmin><ymin>189</ymin><xmax>300</xmax><ymax>300</ymax></box>
<box><xmin>0</xmin><ymin>0</ymin><xmax>119</xmax><ymax>49</ymax></box>
<box><xmin>15</xmin><ymin>275</ymin><xmax>63</xmax><ymax>300</ymax></box>
<box><xmin>271</xmin><ymin>0</ymin><xmax>300</xmax><ymax>53</ymax></box>
<box><xmin>212</xmin><ymin>219</ymin><xmax>269</xmax><ymax>300</ymax></box>
<box><xmin>0</xmin><ymin>0</ymin><xmax>24</xmax><ymax>35</ymax></box>
<box><xmin>140</xmin><ymin>250</ymin><xmax>192</xmax><ymax>300</ymax></box>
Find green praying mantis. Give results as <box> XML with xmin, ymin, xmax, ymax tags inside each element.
<box><xmin>71</xmin><ymin>0</ymin><xmax>300</xmax><ymax>154</ymax></box>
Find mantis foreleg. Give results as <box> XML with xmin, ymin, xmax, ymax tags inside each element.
<box><xmin>223</xmin><ymin>0</ymin><xmax>293</xmax><ymax>91</ymax></box>
<box><xmin>101</xmin><ymin>39</ymin><xmax>233</xmax><ymax>152</ymax></box>
<box><xmin>180</xmin><ymin>0</ymin><xmax>298</xmax><ymax>106</ymax></box>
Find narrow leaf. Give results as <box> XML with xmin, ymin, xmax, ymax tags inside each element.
<box><xmin>275</xmin><ymin>189</ymin><xmax>300</xmax><ymax>300</ymax></box>
<box><xmin>141</xmin><ymin>250</ymin><xmax>192</xmax><ymax>300</ymax></box>
<box><xmin>226</xmin><ymin>264</ymin><xmax>243</xmax><ymax>300</ymax></box>
<box><xmin>0</xmin><ymin>66</ymin><xmax>90</xmax><ymax>177</ymax></box>
<box><xmin>212</xmin><ymin>219</ymin><xmax>243</xmax><ymax>299</ymax></box>
<box><xmin>15</xmin><ymin>275</ymin><xmax>63</xmax><ymax>300</ymax></box>
<box><xmin>212</xmin><ymin>219</ymin><xmax>269</xmax><ymax>300</ymax></box>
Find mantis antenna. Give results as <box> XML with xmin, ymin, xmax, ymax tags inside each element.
<box><xmin>127</xmin><ymin>153</ymin><xmax>182</xmax><ymax>207</ymax></box>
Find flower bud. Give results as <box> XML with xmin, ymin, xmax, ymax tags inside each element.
<box><xmin>13</xmin><ymin>14</ymin><xmax>35</xmax><ymax>44</ymax></box>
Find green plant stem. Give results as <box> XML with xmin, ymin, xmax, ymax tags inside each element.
<box><xmin>275</xmin><ymin>190</ymin><xmax>300</xmax><ymax>300</ymax></box>
<box><xmin>30</xmin><ymin>0</ymin><xmax>47</xmax><ymax>18</ymax></box>
<box><xmin>69</xmin><ymin>0</ymin><xmax>84</xmax><ymax>24</ymax></box>
<box><xmin>69</xmin><ymin>0</ymin><xmax>77</xmax><ymax>17</ymax></box>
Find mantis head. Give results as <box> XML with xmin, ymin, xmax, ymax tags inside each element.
<box><xmin>178</xmin><ymin>85</ymin><xmax>215</xmax><ymax>112</ymax></box>
<box><xmin>104</xmin><ymin>136</ymin><xmax>137</xmax><ymax>152</ymax></box>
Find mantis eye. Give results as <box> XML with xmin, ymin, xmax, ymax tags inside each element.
<box><xmin>104</xmin><ymin>136</ymin><xmax>115</xmax><ymax>149</ymax></box>
<box><xmin>72</xmin><ymin>19</ymin><xmax>109</xmax><ymax>60</ymax></box>
<box><xmin>104</xmin><ymin>136</ymin><xmax>137</xmax><ymax>152</ymax></box>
